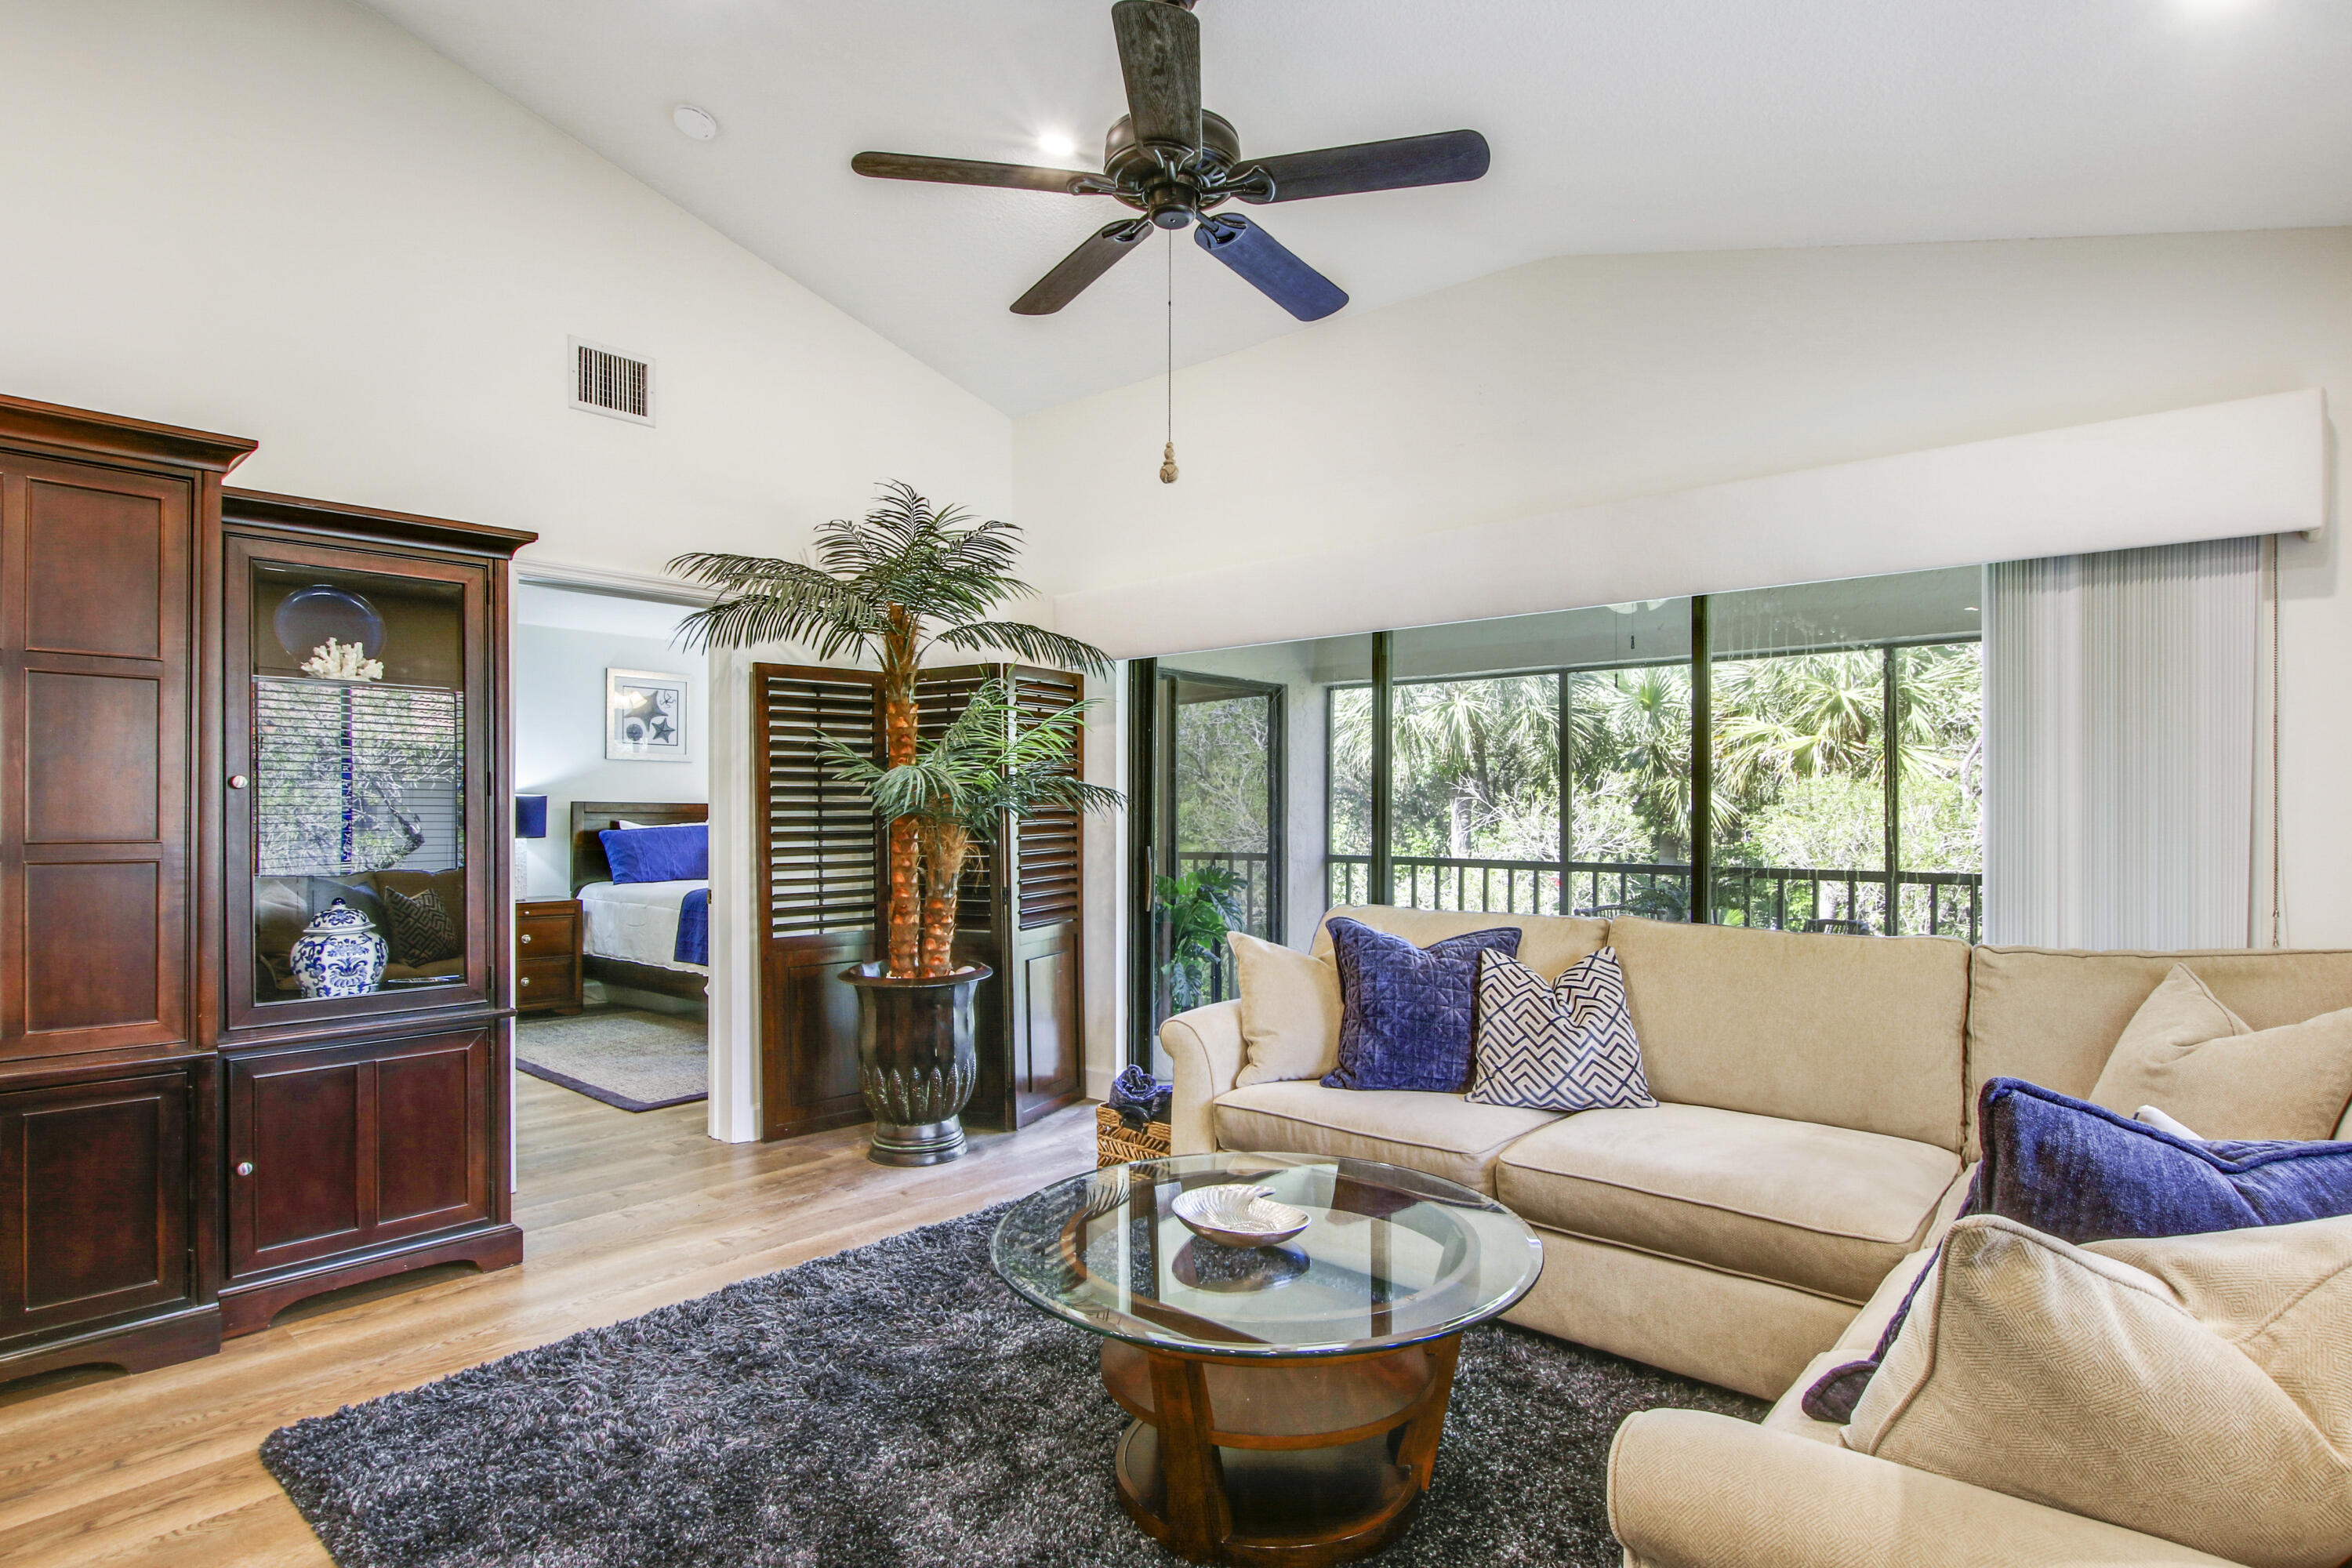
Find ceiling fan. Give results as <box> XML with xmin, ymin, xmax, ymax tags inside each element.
<box><xmin>851</xmin><ymin>0</ymin><xmax>1490</xmax><ymax>322</ymax></box>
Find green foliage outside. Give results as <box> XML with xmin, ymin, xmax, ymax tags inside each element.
<box><xmin>1156</xmin><ymin>862</ymin><xmax>1246</xmax><ymax>1014</ymax></box>
<box><xmin>1321</xmin><ymin>642</ymin><xmax>1983</xmax><ymax>925</ymax></box>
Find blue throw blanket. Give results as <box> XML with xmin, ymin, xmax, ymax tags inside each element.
<box><xmin>674</xmin><ymin>888</ymin><xmax>710</xmax><ymax>967</ymax></box>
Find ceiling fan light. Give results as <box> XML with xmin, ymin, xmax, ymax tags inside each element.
<box><xmin>1036</xmin><ymin>130</ymin><xmax>1079</xmax><ymax>159</ymax></box>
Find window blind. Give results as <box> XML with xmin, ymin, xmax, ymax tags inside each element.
<box><xmin>252</xmin><ymin>677</ymin><xmax>464</xmax><ymax>876</ymax></box>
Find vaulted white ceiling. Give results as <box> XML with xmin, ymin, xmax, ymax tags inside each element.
<box><xmin>365</xmin><ymin>0</ymin><xmax>2352</xmax><ymax>415</ymax></box>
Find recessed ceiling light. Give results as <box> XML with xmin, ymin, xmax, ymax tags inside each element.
<box><xmin>1036</xmin><ymin>129</ymin><xmax>1078</xmax><ymax>160</ymax></box>
<box><xmin>673</xmin><ymin>104</ymin><xmax>720</xmax><ymax>142</ymax></box>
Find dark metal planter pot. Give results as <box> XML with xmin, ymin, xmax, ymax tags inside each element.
<box><xmin>841</xmin><ymin>961</ymin><xmax>992</xmax><ymax>1167</ymax></box>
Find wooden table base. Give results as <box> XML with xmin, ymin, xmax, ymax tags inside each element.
<box><xmin>1102</xmin><ymin>1335</ymin><xmax>1462</xmax><ymax>1566</ymax></box>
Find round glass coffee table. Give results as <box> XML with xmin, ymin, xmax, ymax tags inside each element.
<box><xmin>992</xmin><ymin>1152</ymin><xmax>1542</xmax><ymax>1565</ymax></box>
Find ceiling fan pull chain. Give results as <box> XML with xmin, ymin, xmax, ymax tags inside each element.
<box><xmin>1160</xmin><ymin>227</ymin><xmax>1179</xmax><ymax>485</ymax></box>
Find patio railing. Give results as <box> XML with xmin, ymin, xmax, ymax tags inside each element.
<box><xmin>1323</xmin><ymin>854</ymin><xmax>1981</xmax><ymax>941</ymax></box>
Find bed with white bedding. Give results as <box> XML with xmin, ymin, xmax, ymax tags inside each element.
<box><xmin>579</xmin><ymin>878</ymin><xmax>708</xmax><ymax>973</ymax></box>
<box><xmin>569</xmin><ymin>800</ymin><xmax>710</xmax><ymax>1002</ymax></box>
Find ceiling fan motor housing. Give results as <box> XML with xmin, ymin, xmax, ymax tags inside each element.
<box><xmin>1104</xmin><ymin>110</ymin><xmax>1240</xmax><ymax>227</ymax></box>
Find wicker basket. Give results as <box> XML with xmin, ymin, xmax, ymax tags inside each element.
<box><xmin>1096</xmin><ymin>1104</ymin><xmax>1173</xmax><ymax>1167</ymax></box>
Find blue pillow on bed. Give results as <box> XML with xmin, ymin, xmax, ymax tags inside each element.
<box><xmin>600</xmin><ymin>822</ymin><xmax>707</xmax><ymax>884</ymax></box>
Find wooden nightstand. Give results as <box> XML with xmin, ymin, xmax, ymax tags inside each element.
<box><xmin>515</xmin><ymin>897</ymin><xmax>584</xmax><ymax>1014</ymax></box>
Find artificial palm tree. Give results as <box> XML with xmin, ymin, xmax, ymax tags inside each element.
<box><xmin>670</xmin><ymin>482</ymin><xmax>1111</xmax><ymax>978</ymax></box>
<box><xmin>816</xmin><ymin>678</ymin><xmax>1122</xmax><ymax>977</ymax></box>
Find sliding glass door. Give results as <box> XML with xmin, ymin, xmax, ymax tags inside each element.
<box><xmin>1138</xmin><ymin>668</ymin><xmax>1286</xmax><ymax>1053</ymax></box>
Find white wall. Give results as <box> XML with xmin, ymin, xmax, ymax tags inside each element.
<box><xmin>513</xmin><ymin>622</ymin><xmax>707</xmax><ymax>902</ymax></box>
<box><xmin>0</xmin><ymin>0</ymin><xmax>1011</xmax><ymax>575</ymax></box>
<box><xmin>1018</xmin><ymin>227</ymin><xmax>2352</xmax><ymax>952</ymax></box>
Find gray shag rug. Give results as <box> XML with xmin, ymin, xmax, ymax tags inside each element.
<box><xmin>263</xmin><ymin>1204</ymin><xmax>1764</xmax><ymax>1567</ymax></box>
<box><xmin>516</xmin><ymin>1008</ymin><xmax>707</xmax><ymax>1112</ymax></box>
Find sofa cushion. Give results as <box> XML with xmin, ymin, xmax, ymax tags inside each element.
<box><xmin>1973</xmin><ymin>1076</ymin><xmax>2352</xmax><ymax>1243</ymax></box>
<box><xmin>1846</xmin><ymin>1213</ymin><xmax>2352</xmax><ymax>1568</ymax></box>
<box><xmin>1496</xmin><ymin>1103</ymin><xmax>1960</xmax><ymax>1303</ymax></box>
<box><xmin>2089</xmin><ymin>964</ymin><xmax>2352</xmax><ymax>1141</ymax></box>
<box><xmin>1322</xmin><ymin>918</ymin><xmax>1520</xmax><ymax>1093</ymax></box>
<box><xmin>1965</xmin><ymin>944</ymin><xmax>2352</xmax><ymax>1156</ymax></box>
<box><xmin>1210</xmin><ymin>1080</ymin><xmax>1562</xmax><ymax>1194</ymax></box>
<box><xmin>1227</xmin><ymin>931</ymin><xmax>1343</xmax><ymax>1087</ymax></box>
<box><xmin>1312</xmin><ymin>905</ymin><xmax>1608</xmax><ymax>982</ymax></box>
<box><xmin>1467</xmin><ymin>946</ymin><xmax>1655</xmax><ymax>1112</ymax></box>
<box><xmin>1606</xmin><ymin>917</ymin><xmax>1969</xmax><ymax>1150</ymax></box>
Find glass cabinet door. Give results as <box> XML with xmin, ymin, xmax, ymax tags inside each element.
<box><xmin>226</xmin><ymin>538</ymin><xmax>490</xmax><ymax>1029</ymax></box>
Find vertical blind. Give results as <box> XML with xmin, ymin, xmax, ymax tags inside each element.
<box><xmin>252</xmin><ymin>677</ymin><xmax>464</xmax><ymax>876</ymax></box>
<box><xmin>1984</xmin><ymin>538</ymin><xmax>2262</xmax><ymax>949</ymax></box>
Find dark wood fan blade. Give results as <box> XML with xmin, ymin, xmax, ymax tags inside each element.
<box><xmin>853</xmin><ymin>151</ymin><xmax>1094</xmax><ymax>194</ymax></box>
<box><xmin>1111</xmin><ymin>0</ymin><xmax>1201</xmax><ymax>148</ymax></box>
<box><xmin>1012</xmin><ymin>220</ymin><xmax>1151</xmax><ymax>314</ymax></box>
<box><xmin>1193</xmin><ymin>216</ymin><xmax>1347</xmax><ymax>321</ymax></box>
<box><xmin>1236</xmin><ymin>130</ymin><xmax>1490</xmax><ymax>203</ymax></box>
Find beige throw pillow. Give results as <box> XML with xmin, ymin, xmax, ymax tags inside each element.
<box><xmin>1228</xmin><ymin>932</ymin><xmax>1343</xmax><ymax>1087</ymax></box>
<box><xmin>1846</xmin><ymin>1212</ymin><xmax>2352</xmax><ymax>1568</ymax></box>
<box><xmin>2089</xmin><ymin>963</ymin><xmax>2352</xmax><ymax>1141</ymax></box>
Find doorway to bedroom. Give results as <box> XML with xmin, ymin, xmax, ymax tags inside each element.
<box><xmin>511</xmin><ymin>581</ymin><xmax>711</xmax><ymax>1129</ymax></box>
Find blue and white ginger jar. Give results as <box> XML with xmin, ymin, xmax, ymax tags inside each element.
<box><xmin>290</xmin><ymin>898</ymin><xmax>387</xmax><ymax>998</ymax></box>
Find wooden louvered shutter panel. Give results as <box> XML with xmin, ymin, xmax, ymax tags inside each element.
<box><xmin>751</xmin><ymin>664</ymin><xmax>881</xmax><ymax>1140</ymax></box>
<box><xmin>760</xmin><ymin>669</ymin><xmax>881</xmax><ymax>936</ymax></box>
<box><xmin>1010</xmin><ymin>667</ymin><xmax>1084</xmax><ymax>929</ymax></box>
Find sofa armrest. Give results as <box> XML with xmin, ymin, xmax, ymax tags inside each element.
<box><xmin>1160</xmin><ymin>1000</ymin><xmax>1243</xmax><ymax>1156</ymax></box>
<box><xmin>1609</xmin><ymin>1410</ymin><xmax>2241</xmax><ymax>1568</ymax></box>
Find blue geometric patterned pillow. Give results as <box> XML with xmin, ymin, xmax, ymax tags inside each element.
<box><xmin>1467</xmin><ymin>946</ymin><xmax>1657</xmax><ymax>1112</ymax></box>
<box><xmin>1320</xmin><ymin>919</ymin><xmax>1521</xmax><ymax>1094</ymax></box>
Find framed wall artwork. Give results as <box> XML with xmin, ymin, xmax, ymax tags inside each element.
<box><xmin>605</xmin><ymin>668</ymin><xmax>692</xmax><ymax>762</ymax></box>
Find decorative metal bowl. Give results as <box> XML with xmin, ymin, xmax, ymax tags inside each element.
<box><xmin>1170</xmin><ymin>1183</ymin><xmax>1312</xmax><ymax>1250</ymax></box>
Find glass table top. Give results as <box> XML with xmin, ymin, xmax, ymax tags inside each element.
<box><xmin>991</xmin><ymin>1152</ymin><xmax>1544</xmax><ymax>1358</ymax></box>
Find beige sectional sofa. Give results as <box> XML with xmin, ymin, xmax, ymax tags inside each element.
<box><xmin>1160</xmin><ymin>905</ymin><xmax>2352</xmax><ymax>1567</ymax></box>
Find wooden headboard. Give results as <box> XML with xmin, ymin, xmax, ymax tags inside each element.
<box><xmin>570</xmin><ymin>800</ymin><xmax>710</xmax><ymax>892</ymax></box>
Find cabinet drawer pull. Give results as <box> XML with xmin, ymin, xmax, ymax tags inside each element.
<box><xmin>236</xmin><ymin>1161</ymin><xmax>255</xmax><ymax>1177</ymax></box>
<box><xmin>519</xmin><ymin>977</ymin><xmax>531</xmax><ymax>987</ymax></box>
<box><xmin>520</xmin><ymin>933</ymin><xmax>532</xmax><ymax>945</ymax></box>
<box><xmin>228</xmin><ymin>775</ymin><xmax>249</xmax><ymax>790</ymax></box>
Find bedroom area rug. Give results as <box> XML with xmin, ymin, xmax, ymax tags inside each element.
<box><xmin>514</xmin><ymin>1007</ymin><xmax>708</xmax><ymax>1112</ymax></box>
<box><xmin>260</xmin><ymin>1204</ymin><xmax>1763</xmax><ymax>1568</ymax></box>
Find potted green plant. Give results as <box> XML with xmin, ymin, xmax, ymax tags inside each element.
<box><xmin>670</xmin><ymin>483</ymin><xmax>1115</xmax><ymax>1163</ymax></box>
<box><xmin>1155</xmin><ymin>862</ymin><xmax>1245</xmax><ymax>1014</ymax></box>
<box><xmin>818</xmin><ymin>678</ymin><xmax>1122</xmax><ymax>1161</ymax></box>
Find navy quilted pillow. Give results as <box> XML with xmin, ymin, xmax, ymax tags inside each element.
<box><xmin>1321</xmin><ymin>919</ymin><xmax>1522</xmax><ymax>1094</ymax></box>
<box><xmin>1971</xmin><ymin>1076</ymin><xmax>2352</xmax><ymax>1243</ymax></box>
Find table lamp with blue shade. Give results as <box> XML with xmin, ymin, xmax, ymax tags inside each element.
<box><xmin>515</xmin><ymin>794</ymin><xmax>548</xmax><ymax>898</ymax></box>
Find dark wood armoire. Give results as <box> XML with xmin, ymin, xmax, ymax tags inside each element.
<box><xmin>0</xmin><ymin>394</ymin><xmax>534</xmax><ymax>1383</ymax></box>
<box><xmin>750</xmin><ymin>661</ymin><xmax>1090</xmax><ymax>1143</ymax></box>
<box><xmin>0</xmin><ymin>397</ymin><xmax>255</xmax><ymax>1379</ymax></box>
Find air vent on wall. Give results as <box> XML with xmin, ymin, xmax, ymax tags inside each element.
<box><xmin>569</xmin><ymin>337</ymin><xmax>654</xmax><ymax>425</ymax></box>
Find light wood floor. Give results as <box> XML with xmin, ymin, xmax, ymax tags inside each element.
<box><xmin>0</xmin><ymin>1075</ymin><xmax>1100</xmax><ymax>1567</ymax></box>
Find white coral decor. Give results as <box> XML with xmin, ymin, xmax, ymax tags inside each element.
<box><xmin>302</xmin><ymin>638</ymin><xmax>385</xmax><ymax>681</ymax></box>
